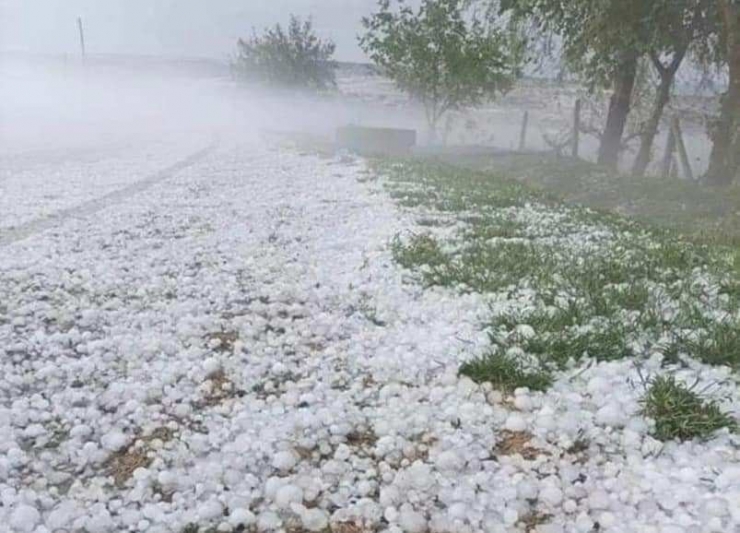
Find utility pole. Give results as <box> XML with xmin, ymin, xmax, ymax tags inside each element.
<box><xmin>77</xmin><ymin>17</ymin><xmax>86</xmax><ymax>61</ymax></box>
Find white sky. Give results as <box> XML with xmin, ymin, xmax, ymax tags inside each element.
<box><xmin>0</xmin><ymin>0</ymin><xmax>379</xmax><ymax>61</ymax></box>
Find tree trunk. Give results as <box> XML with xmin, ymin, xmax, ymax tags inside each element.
<box><xmin>632</xmin><ymin>49</ymin><xmax>687</xmax><ymax>177</ymax></box>
<box><xmin>705</xmin><ymin>0</ymin><xmax>740</xmax><ymax>186</ymax></box>
<box><xmin>598</xmin><ymin>52</ymin><xmax>639</xmax><ymax>169</ymax></box>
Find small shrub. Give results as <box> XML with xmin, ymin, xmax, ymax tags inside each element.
<box><xmin>459</xmin><ymin>353</ymin><xmax>552</xmax><ymax>392</ymax></box>
<box><xmin>234</xmin><ymin>15</ymin><xmax>336</xmax><ymax>91</ymax></box>
<box><xmin>640</xmin><ymin>376</ymin><xmax>736</xmax><ymax>442</ymax></box>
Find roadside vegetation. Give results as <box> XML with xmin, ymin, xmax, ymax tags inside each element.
<box><xmin>379</xmin><ymin>158</ymin><xmax>739</xmax><ymax>441</ymax></box>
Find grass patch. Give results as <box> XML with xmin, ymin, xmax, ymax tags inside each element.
<box><xmin>518</xmin><ymin>324</ymin><xmax>632</xmax><ymax>368</ymax></box>
<box><xmin>640</xmin><ymin>375</ymin><xmax>736</xmax><ymax>441</ymax></box>
<box><xmin>442</xmin><ymin>152</ymin><xmax>740</xmax><ymax>248</ymax></box>
<box><xmin>391</xmin><ymin>233</ymin><xmax>449</xmax><ymax>271</ymax></box>
<box><xmin>378</xmin><ymin>157</ymin><xmax>740</xmax><ymax>389</ymax></box>
<box><xmin>676</xmin><ymin>321</ymin><xmax>740</xmax><ymax>369</ymax></box>
<box><xmin>459</xmin><ymin>352</ymin><xmax>553</xmax><ymax>392</ymax></box>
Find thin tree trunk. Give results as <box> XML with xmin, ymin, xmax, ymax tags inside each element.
<box><xmin>661</xmin><ymin>119</ymin><xmax>677</xmax><ymax>178</ymax></box>
<box><xmin>632</xmin><ymin>48</ymin><xmax>687</xmax><ymax>177</ymax></box>
<box><xmin>706</xmin><ymin>0</ymin><xmax>740</xmax><ymax>186</ymax></box>
<box><xmin>598</xmin><ymin>52</ymin><xmax>639</xmax><ymax>169</ymax></box>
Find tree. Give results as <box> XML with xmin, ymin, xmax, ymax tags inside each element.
<box><xmin>500</xmin><ymin>0</ymin><xmax>674</xmax><ymax>169</ymax></box>
<box><xmin>234</xmin><ymin>16</ymin><xmax>337</xmax><ymax>91</ymax></box>
<box><xmin>632</xmin><ymin>0</ymin><xmax>716</xmax><ymax>177</ymax></box>
<box><xmin>705</xmin><ymin>0</ymin><xmax>740</xmax><ymax>185</ymax></box>
<box><xmin>360</xmin><ymin>0</ymin><xmax>524</xmax><ymax>141</ymax></box>
<box><xmin>499</xmin><ymin>0</ymin><xmax>650</xmax><ymax>168</ymax></box>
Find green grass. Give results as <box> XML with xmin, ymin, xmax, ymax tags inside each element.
<box><xmin>640</xmin><ymin>376</ymin><xmax>737</xmax><ymax>441</ymax></box>
<box><xmin>674</xmin><ymin>321</ymin><xmax>740</xmax><ymax>369</ymax></box>
<box><xmin>376</xmin><ymin>158</ymin><xmax>740</xmax><ymax>393</ymax></box>
<box><xmin>460</xmin><ymin>215</ymin><xmax>526</xmax><ymax>241</ymax></box>
<box><xmin>441</xmin><ymin>152</ymin><xmax>740</xmax><ymax>248</ymax></box>
<box><xmin>459</xmin><ymin>352</ymin><xmax>553</xmax><ymax>392</ymax></box>
<box><xmin>521</xmin><ymin>324</ymin><xmax>632</xmax><ymax>368</ymax></box>
<box><xmin>391</xmin><ymin>233</ymin><xmax>449</xmax><ymax>270</ymax></box>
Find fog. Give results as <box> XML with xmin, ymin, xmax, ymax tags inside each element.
<box><xmin>0</xmin><ymin>0</ymin><xmax>376</xmax><ymax>61</ymax></box>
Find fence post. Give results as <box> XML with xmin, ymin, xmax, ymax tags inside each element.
<box><xmin>518</xmin><ymin>111</ymin><xmax>529</xmax><ymax>151</ymax></box>
<box><xmin>572</xmin><ymin>98</ymin><xmax>581</xmax><ymax>158</ymax></box>
<box><xmin>672</xmin><ymin>116</ymin><xmax>694</xmax><ymax>181</ymax></box>
<box><xmin>77</xmin><ymin>17</ymin><xmax>86</xmax><ymax>61</ymax></box>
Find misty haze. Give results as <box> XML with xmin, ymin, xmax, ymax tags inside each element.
<box><xmin>1</xmin><ymin>1</ymin><xmax>740</xmax><ymax>533</ymax></box>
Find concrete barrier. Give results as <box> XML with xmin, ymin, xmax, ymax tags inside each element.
<box><xmin>336</xmin><ymin>125</ymin><xmax>416</xmax><ymax>156</ymax></box>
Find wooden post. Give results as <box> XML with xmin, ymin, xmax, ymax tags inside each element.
<box><xmin>572</xmin><ymin>98</ymin><xmax>581</xmax><ymax>158</ymax></box>
<box><xmin>661</xmin><ymin>120</ymin><xmax>677</xmax><ymax>178</ymax></box>
<box><xmin>77</xmin><ymin>17</ymin><xmax>86</xmax><ymax>61</ymax></box>
<box><xmin>518</xmin><ymin>111</ymin><xmax>529</xmax><ymax>151</ymax></box>
<box><xmin>672</xmin><ymin>117</ymin><xmax>694</xmax><ymax>181</ymax></box>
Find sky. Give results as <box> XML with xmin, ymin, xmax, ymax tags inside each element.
<box><xmin>0</xmin><ymin>0</ymin><xmax>379</xmax><ymax>62</ymax></box>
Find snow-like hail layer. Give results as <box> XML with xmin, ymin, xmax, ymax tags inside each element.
<box><xmin>0</xmin><ymin>140</ymin><xmax>739</xmax><ymax>533</ymax></box>
<box><xmin>0</xmin><ymin>139</ymin><xmax>207</xmax><ymax>232</ymax></box>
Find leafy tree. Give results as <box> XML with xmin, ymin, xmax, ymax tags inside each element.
<box><xmin>499</xmin><ymin>0</ymin><xmax>655</xmax><ymax>168</ymax></box>
<box><xmin>632</xmin><ymin>0</ymin><xmax>717</xmax><ymax>176</ymax></box>
<box><xmin>234</xmin><ymin>16</ymin><xmax>337</xmax><ymax>91</ymax></box>
<box><xmin>705</xmin><ymin>0</ymin><xmax>740</xmax><ymax>185</ymax></box>
<box><xmin>499</xmin><ymin>0</ymin><xmax>726</xmax><ymax>175</ymax></box>
<box><xmin>360</xmin><ymin>0</ymin><xmax>524</xmax><ymax>141</ymax></box>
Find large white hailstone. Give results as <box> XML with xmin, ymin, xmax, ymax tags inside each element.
<box><xmin>398</xmin><ymin>506</ymin><xmax>427</xmax><ymax>533</ymax></box>
<box><xmin>258</xmin><ymin>511</ymin><xmax>282</xmax><ymax>531</ymax></box>
<box><xmin>503</xmin><ymin>507</ymin><xmax>519</xmax><ymax>525</ymax></box>
<box><xmin>274</xmin><ymin>484</ymin><xmax>303</xmax><ymax>509</ymax></box>
<box><xmin>513</xmin><ymin>394</ymin><xmax>534</xmax><ymax>412</ymax></box>
<box><xmin>228</xmin><ymin>508</ymin><xmax>256</xmax><ymax>527</ymax></box>
<box><xmin>10</xmin><ymin>504</ymin><xmax>40</xmax><ymax>533</ymax></box>
<box><xmin>595</xmin><ymin>403</ymin><xmax>627</xmax><ymax>427</ymax></box>
<box><xmin>101</xmin><ymin>429</ymin><xmax>129</xmax><ymax>452</ymax></box>
<box><xmin>515</xmin><ymin>324</ymin><xmax>535</xmax><ymax>339</ymax></box>
<box><xmin>716</xmin><ymin>466</ymin><xmax>740</xmax><ymax>489</ymax></box>
<box><xmin>540</xmin><ymin>485</ymin><xmax>564</xmax><ymax>506</ymax></box>
<box><xmin>47</xmin><ymin>501</ymin><xmax>79</xmax><ymax>530</ymax></box>
<box><xmin>447</xmin><ymin>502</ymin><xmax>468</xmax><ymax>520</ymax></box>
<box><xmin>202</xmin><ymin>357</ymin><xmax>221</xmax><ymax>376</ymax></box>
<box><xmin>587</xmin><ymin>490</ymin><xmax>611</xmax><ymax>511</ymax></box>
<box><xmin>272</xmin><ymin>450</ymin><xmax>299</xmax><ymax>471</ymax></box>
<box><xmin>70</xmin><ymin>424</ymin><xmax>93</xmax><ymax>439</ymax></box>
<box><xmin>586</xmin><ymin>376</ymin><xmax>609</xmax><ymax>396</ymax></box>
<box><xmin>702</xmin><ymin>497</ymin><xmax>729</xmax><ymax>517</ymax></box>
<box><xmin>379</xmin><ymin>486</ymin><xmax>401</xmax><ymax>507</ymax></box>
<box><xmin>574</xmin><ymin>512</ymin><xmax>594</xmax><ymax>533</ymax></box>
<box><xmin>433</xmin><ymin>450</ymin><xmax>463</xmax><ymax>471</ymax></box>
<box><xmin>197</xmin><ymin>499</ymin><xmax>224</xmax><ymax>522</ymax></box>
<box><xmin>300</xmin><ymin>508</ymin><xmax>329</xmax><ymax>532</ymax></box>
<box><xmin>157</xmin><ymin>471</ymin><xmax>178</xmax><ymax>490</ymax></box>
<box><xmin>504</xmin><ymin>414</ymin><xmax>527</xmax><ymax>432</ymax></box>
<box><xmin>405</xmin><ymin>462</ymin><xmax>434</xmax><ymax>491</ymax></box>
<box><xmin>85</xmin><ymin>509</ymin><xmax>115</xmax><ymax>533</ymax></box>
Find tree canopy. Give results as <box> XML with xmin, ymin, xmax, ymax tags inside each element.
<box><xmin>234</xmin><ymin>16</ymin><xmax>337</xmax><ymax>91</ymax></box>
<box><xmin>360</xmin><ymin>0</ymin><xmax>525</xmax><ymax>137</ymax></box>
